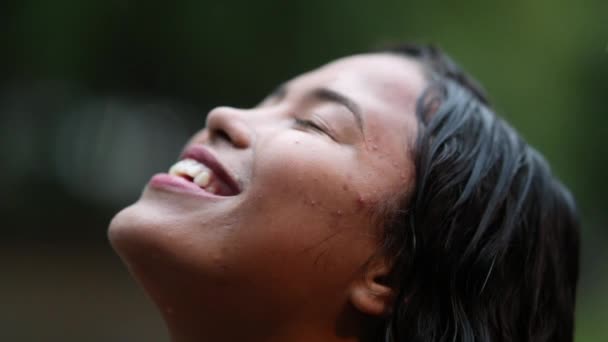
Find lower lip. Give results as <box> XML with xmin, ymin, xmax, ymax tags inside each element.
<box><xmin>149</xmin><ymin>173</ymin><xmax>224</xmax><ymax>199</ymax></box>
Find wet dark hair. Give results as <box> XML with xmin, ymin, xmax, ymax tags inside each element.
<box><xmin>378</xmin><ymin>44</ymin><xmax>580</xmax><ymax>342</ymax></box>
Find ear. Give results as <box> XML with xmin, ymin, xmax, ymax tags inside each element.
<box><xmin>349</xmin><ymin>256</ymin><xmax>395</xmax><ymax>316</ymax></box>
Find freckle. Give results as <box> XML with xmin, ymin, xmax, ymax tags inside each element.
<box><xmin>342</xmin><ymin>184</ymin><xmax>349</xmax><ymax>191</ymax></box>
<box><xmin>332</xmin><ymin>210</ymin><xmax>344</xmax><ymax>217</ymax></box>
<box><xmin>294</xmin><ymin>140</ymin><xmax>300</xmax><ymax>144</ymax></box>
<box><xmin>356</xmin><ymin>195</ymin><xmax>366</xmax><ymax>210</ymax></box>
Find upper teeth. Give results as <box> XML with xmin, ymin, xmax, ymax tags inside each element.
<box><xmin>169</xmin><ymin>158</ymin><xmax>213</xmax><ymax>188</ymax></box>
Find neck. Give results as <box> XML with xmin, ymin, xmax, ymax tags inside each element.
<box><xmin>161</xmin><ymin>301</ymin><xmax>380</xmax><ymax>342</ymax></box>
<box><xmin>129</xmin><ymin>261</ymin><xmax>379</xmax><ymax>342</ymax></box>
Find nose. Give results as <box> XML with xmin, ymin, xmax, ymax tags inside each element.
<box><xmin>204</xmin><ymin>106</ymin><xmax>253</xmax><ymax>148</ymax></box>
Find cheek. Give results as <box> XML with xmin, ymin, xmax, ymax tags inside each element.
<box><xmin>223</xmin><ymin>134</ymin><xmax>377</xmax><ymax>283</ymax></box>
<box><xmin>251</xmin><ymin>132</ymin><xmax>377</xmax><ymax>219</ymax></box>
<box><xmin>248</xmin><ymin>131</ymin><xmax>393</xmax><ymax>226</ymax></box>
<box><xmin>228</xmin><ymin>201</ymin><xmax>377</xmax><ymax>301</ymax></box>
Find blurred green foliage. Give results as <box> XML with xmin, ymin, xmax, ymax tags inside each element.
<box><xmin>1</xmin><ymin>0</ymin><xmax>606</xmax><ymax>341</ymax></box>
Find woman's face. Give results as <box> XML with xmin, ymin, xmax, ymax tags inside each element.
<box><xmin>109</xmin><ymin>53</ymin><xmax>427</xmax><ymax>329</ymax></box>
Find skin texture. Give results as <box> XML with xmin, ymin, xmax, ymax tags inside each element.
<box><xmin>108</xmin><ymin>53</ymin><xmax>427</xmax><ymax>342</ymax></box>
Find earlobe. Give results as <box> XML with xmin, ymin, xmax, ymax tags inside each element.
<box><xmin>349</xmin><ymin>258</ymin><xmax>395</xmax><ymax>316</ymax></box>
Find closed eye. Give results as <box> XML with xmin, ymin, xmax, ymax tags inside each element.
<box><xmin>294</xmin><ymin>117</ymin><xmax>337</xmax><ymax>141</ymax></box>
<box><xmin>295</xmin><ymin>118</ymin><xmax>324</xmax><ymax>132</ymax></box>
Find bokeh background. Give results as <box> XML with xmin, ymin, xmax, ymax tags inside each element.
<box><xmin>1</xmin><ymin>0</ymin><xmax>606</xmax><ymax>341</ymax></box>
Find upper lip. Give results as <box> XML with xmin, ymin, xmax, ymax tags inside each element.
<box><xmin>179</xmin><ymin>145</ymin><xmax>242</xmax><ymax>195</ymax></box>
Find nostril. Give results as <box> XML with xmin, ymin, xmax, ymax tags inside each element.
<box><xmin>205</xmin><ymin>107</ymin><xmax>253</xmax><ymax>148</ymax></box>
<box><xmin>211</xmin><ymin>128</ymin><xmax>232</xmax><ymax>144</ymax></box>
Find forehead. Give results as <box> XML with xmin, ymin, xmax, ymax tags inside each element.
<box><xmin>290</xmin><ymin>53</ymin><xmax>426</xmax><ymax>129</ymax></box>
<box><xmin>311</xmin><ymin>53</ymin><xmax>425</xmax><ymax>102</ymax></box>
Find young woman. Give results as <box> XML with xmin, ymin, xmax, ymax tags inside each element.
<box><xmin>108</xmin><ymin>44</ymin><xmax>580</xmax><ymax>342</ymax></box>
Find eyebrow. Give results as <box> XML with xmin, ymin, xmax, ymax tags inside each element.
<box><xmin>270</xmin><ymin>84</ymin><xmax>365</xmax><ymax>135</ymax></box>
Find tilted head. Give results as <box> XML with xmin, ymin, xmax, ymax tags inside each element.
<box><xmin>108</xmin><ymin>44</ymin><xmax>580</xmax><ymax>342</ymax></box>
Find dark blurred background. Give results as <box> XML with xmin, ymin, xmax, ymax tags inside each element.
<box><xmin>1</xmin><ymin>0</ymin><xmax>606</xmax><ymax>341</ymax></box>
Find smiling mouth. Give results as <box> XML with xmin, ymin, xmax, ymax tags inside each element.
<box><xmin>168</xmin><ymin>158</ymin><xmax>239</xmax><ymax>196</ymax></box>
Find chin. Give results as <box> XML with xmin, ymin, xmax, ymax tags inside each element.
<box><xmin>108</xmin><ymin>202</ymin><xmax>147</xmax><ymax>260</ymax></box>
<box><xmin>108</xmin><ymin>199</ymin><xmax>171</xmax><ymax>266</ymax></box>
<box><xmin>108</xmin><ymin>195</ymin><xmax>226</xmax><ymax>277</ymax></box>
<box><xmin>108</xmin><ymin>203</ymin><xmax>181</xmax><ymax>297</ymax></box>
<box><xmin>109</xmin><ymin>187</ymin><xmax>186</xmax><ymax>253</ymax></box>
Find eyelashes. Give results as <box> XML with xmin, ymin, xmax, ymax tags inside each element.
<box><xmin>294</xmin><ymin>118</ymin><xmax>325</xmax><ymax>133</ymax></box>
<box><xmin>294</xmin><ymin>117</ymin><xmax>336</xmax><ymax>141</ymax></box>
